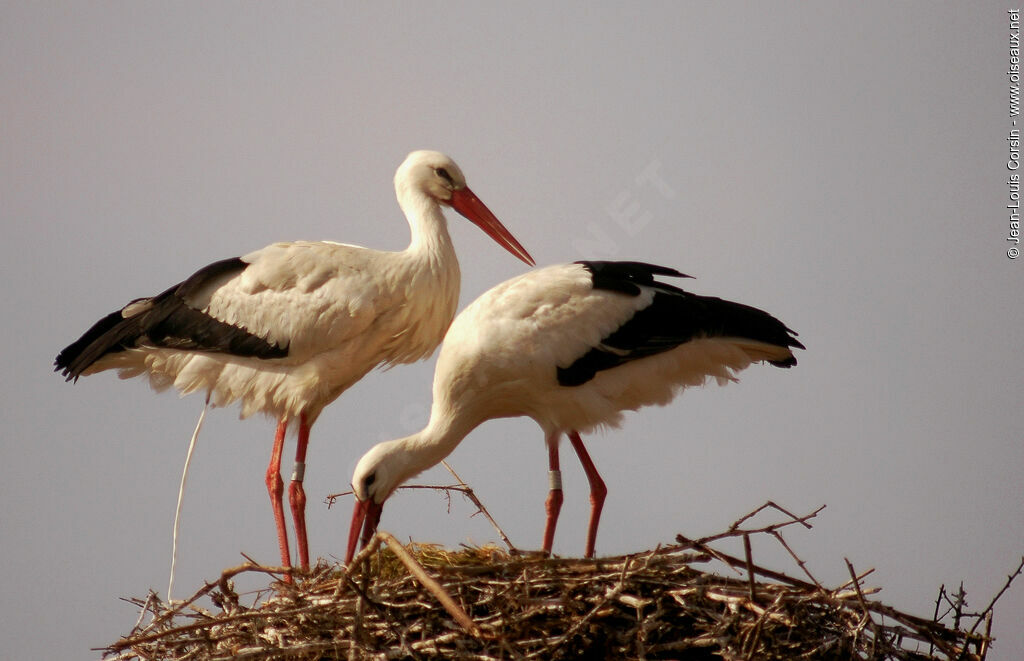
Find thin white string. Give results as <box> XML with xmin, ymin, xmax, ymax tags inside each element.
<box><xmin>168</xmin><ymin>395</ymin><xmax>209</xmax><ymax>602</ymax></box>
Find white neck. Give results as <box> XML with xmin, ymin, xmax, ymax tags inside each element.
<box><xmin>397</xmin><ymin>182</ymin><xmax>458</xmax><ymax>264</ymax></box>
<box><xmin>379</xmin><ymin>397</ymin><xmax>479</xmax><ymax>493</ymax></box>
<box><xmin>384</xmin><ymin>184</ymin><xmax>461</xmax><ymax>364</ymax></box>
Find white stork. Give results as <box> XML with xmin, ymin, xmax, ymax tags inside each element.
<box><xmin>346</xmin><ymin>260</ymin><xmax>803</xmax><ymax>561</ymax></box>
<box><xmin>54</xmin><ymin>150</ymin><xmax>535</xmax><ymax>572</ymax></box>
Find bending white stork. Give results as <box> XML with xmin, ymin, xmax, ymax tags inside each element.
<box><xmin>54</xmin><ymin>149</ymin><xmax>534</xmax><ymax>572</ymax></box>
<box><xmin>346</xmin><ymin>260</ymin><xmax>803</xmax><ymax>561</ymax></box>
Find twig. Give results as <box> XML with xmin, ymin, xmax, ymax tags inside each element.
<box><xmin>674</xmin><ymin>503</ymin><xmax>825</xmax><ymax>551</ymax></box>
<box><xmin>349</xmin><ymin>559</ymin><xmax>373</xmax><ymax>661</ymax></box>
<box><xmin>931</xmin><ymin>583</ymin><xmax>946</xmax><ymax>657</ymax></box>
<box><xmin>846</xmin><ymin>558</ymin><xmax>883</xmax><ymax>656</ymax></box>
<box><xmin>729</xmin><ymin>501</ymin><xmax>821</xmax><ymax>532</ymax></box>
<box><xmin>168</xmin><ymin>396</ymin><xmax>208</xmax><ymax>603</ymax></box>
<box><xmin>953</xmin><ymin>582</ymin><xmax>967</xmax><ymax>631</ymax></box>
<box><xmin>742</xmin><ymin>590</ymin><xmax>785</xmax><ymax>659</ymax></box>
<box><xmin>127</xmin><ymin>591</ymin><xmax>158</xmax><ymax>633</ymax></box>
<box><xmin>378</xmin><ymin>531</ymin><xmax>483</xmax><ymax>638</ymax></box>
<box><xmin>327</xmin><ymin>473</ymin><xmax>518</xmax><ymax>554</ymax></box>
<box><xmin>135</xmin><ymin>562</ymin><xmax>263</xmax><ymax>637</ymax></box>
<box><xmin>834</xmin><ymin>566</ymin><xmax>876</xmax><ymax>594</ymax></box>
<box><xmin>742</xmin><ymin>533</ymin><xmax>756</xmax><ymax>602</ymax></box>
<box><xmin>769</xmin><ymin>529</ymin><xmax>825</xmax><ymax>591</ymax></box>
<box><xmin>959</xmin><ymin>555</ymin><xmax>1024</xmax><ymax>660</ymax></box>
<box><xmin>675</xmin><ymin>535</ymin><xmax>817</xmax><ymax>591</ymax></box>
<box><xmin>442</xmin><ymin>461</ymin><xmax>518</xmax><ymax>554</ymax></box>
<box><xmin>979</xmin><ymin>610</ymin><xmax>993</xmax><ymax>659</ymax></box>
<box><xmin>334</xmin><ymin>533</ymin><xmax>384</xmax><ymax>598</ymax></box>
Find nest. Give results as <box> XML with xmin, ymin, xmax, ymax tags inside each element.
<box><xmin>102</xmin><ymin>500</ymin><xmax>1019</xmax><ymax>660</ymax></box>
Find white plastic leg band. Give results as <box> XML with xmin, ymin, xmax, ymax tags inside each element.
<box><xmin>291</xmin><ymin>461</ymin><xmax>306</xmax><ymax>483</ymax></box>
<box><xmin>548</xmin><ymin>470</ymin><xmax>562</xmax><ymax>491</ymax></box>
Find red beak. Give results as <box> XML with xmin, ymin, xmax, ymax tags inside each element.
<box><xmin>449</xmin><ymin>187</ymin><xmax>535</xmax><ymax>266</ymax></box>
<box><xmin>346</xmin><ymin>498</ymin><xmax>384</xmax><ymax>564</ymax></box>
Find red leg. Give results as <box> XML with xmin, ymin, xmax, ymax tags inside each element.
<box><xmin>541</xmin><ymin>433</ymin><xmax>563</xmax><ymax>556</ymax></box>
<box><xmin>266</xmin><ymin>418</ymin><xmax>292</xmax><ymax>573</ymax></box>
<box><xmin>568</xmin><ymin>431</ymin><xmax>607</xmax><ymax>559</ymax></box>
<box><xmin>288</xmin><ymin>412</ymin><xmax>311</xmax><ymax>571</ymax></box>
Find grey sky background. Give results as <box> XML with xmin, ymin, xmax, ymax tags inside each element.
<box><xmin>3</xmin><ymin>3</ymin><xmax>1022</xmax><ymax>658</ymax></box>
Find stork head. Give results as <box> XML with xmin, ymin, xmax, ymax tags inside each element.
<box><xmin>345</xmin><ymin>440</ymin><xmax>411</xmax><ymax>563</ymax></box>
<box><xmin>395</xmin><ymin>150</ymin><xmax>535</xmax><ymax>266</ymax></box>
<box><xmin>396</xmin><ymin>150</ymin><xmax>468</xmax><ymax>202</ymax></box>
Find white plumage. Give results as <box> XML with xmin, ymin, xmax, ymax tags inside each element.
<box><xmin>56</xmin><ymin>150</ymin><xmax>534</xmax><ymax>571</ymax></box>
<box><xmin>346</xmin><ymin>261</ymin><xmax>803</xmax><ymax>561</ymax></box>
<box><xmin>112</xmin><ymin>240</ymin><xmax>462</xmax><ymax>421</ymax></box>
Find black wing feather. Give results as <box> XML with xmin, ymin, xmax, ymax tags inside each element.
<box><xmin>582</xmin><ymin>260</ymin><xmax>692</xmax><ymax>295</ymax></box>
<box><xmin>557</xmin><ymin>261</ymin><xmax>804</xmax><ymax>387</ymax></box>
<box><xmin>54</xmin><ymin>257</ymin><xmax>288</xmax><ymax>382</ymax></box>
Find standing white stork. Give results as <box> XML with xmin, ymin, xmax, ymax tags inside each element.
<box><xmin>54</xmin><ymin>150</ymin><xmax>535</xmax><ymax>572</ymax></box>
<box><xmin>346</xmin><ymin>260</ymin><xmax>803</xmax><ymax>561</ymax></box>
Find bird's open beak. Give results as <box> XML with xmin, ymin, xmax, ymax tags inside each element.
<box><xmin>346</xmin><ymin>497</ymin><xmax>384</xmax><ymax>564</ymax></box>
<box><xmin>449</xmin><ymin>187</ymin><xmax>535</xmax><ymax>266</ymax></box>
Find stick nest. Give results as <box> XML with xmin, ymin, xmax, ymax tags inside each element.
<box><xmin>103</xmin><ymin>502</ymin><xmax>1015</xmax><ymax>660</ymax></box>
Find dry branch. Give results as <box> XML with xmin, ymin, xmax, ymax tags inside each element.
<box><xmin>327</xmin><ymin>474</ymin><xmax>517</xmax><ymax>555</ymax></box>
<box><xmin>377</xmin><ymin>531</ymin><xmax>482</xmax><ymax>638</ymax></box>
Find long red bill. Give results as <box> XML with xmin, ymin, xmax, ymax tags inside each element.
<box><xmin>345</xmin><ymin>498</ymin><xmax>384</xmax><ymax>564</ymax></box>
<box><xmin>449</xmin><ymin>187</ymin><xmax>535</xmax><ymax>266</ymax></box>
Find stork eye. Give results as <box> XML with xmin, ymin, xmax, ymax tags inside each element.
<box><xmin>434</xmin><ymin>167</ymin><xmax>454</xmax><ymax>185</ymax></box>
<box><xmin>363</xmin><ymin>473</ymin><xmax>376</xmax><ymax>490</ymax></box>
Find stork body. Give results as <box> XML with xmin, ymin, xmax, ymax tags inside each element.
<box><xmin>347</xmin><ymin>260</ymin><xmax>803</xmax><ymax>561</ymax></box>
<box><xmin>55</xmin><ymin>150</ymin><xmax>534</xmax><ymax>571</ymax></box>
